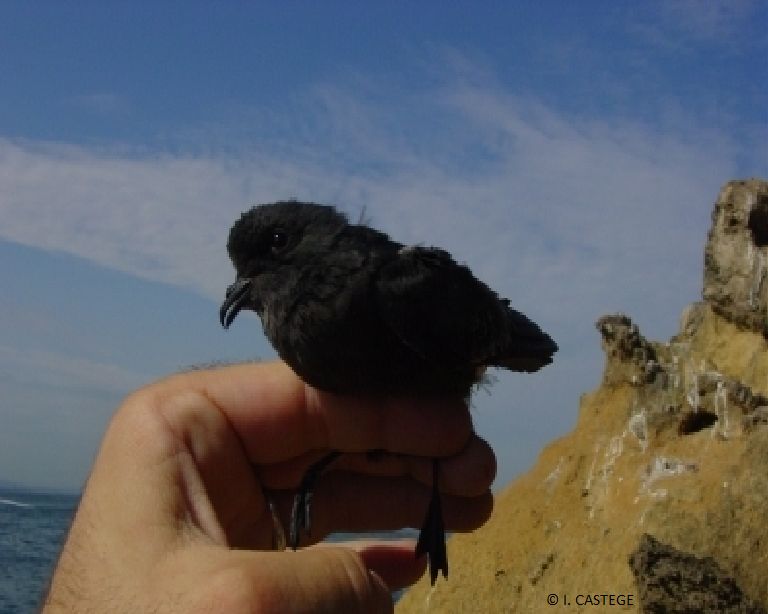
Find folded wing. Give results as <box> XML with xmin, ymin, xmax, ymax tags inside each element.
<box><xmin>374</xmin><ymin>247</ymin><xmax>557</xmax><ymax>372</ymax></box>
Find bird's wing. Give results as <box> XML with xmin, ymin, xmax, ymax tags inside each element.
<box><xmin>374</xmin><ymin>247</ymin><xmax>506</xmax><ymax>365</ymax></box>
<box><xmin>374</xmin><ymin>246</ymin><xmax>557</xmax><ymax>371</ymax></box>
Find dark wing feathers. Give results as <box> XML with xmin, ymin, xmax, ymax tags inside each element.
<box><xmin>375</xmin><ymin>247</ymin><xmax>557</xmax><ymax>371</ymax></box>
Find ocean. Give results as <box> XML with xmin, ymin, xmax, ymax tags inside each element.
<box><xmin>0</xmin><ymin>488</ymin><xmax>79</xmax><ymax>614</ymax></box>
<box><xmin>0</xmin><ymin>488</ymin><xmax>411</xmax><ymax>612</ymax></box>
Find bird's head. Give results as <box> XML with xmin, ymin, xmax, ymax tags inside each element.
<box><xmin>220</xmin><ymin>201</ymin><xmax>348</xmax><ymax>328</ymax></box>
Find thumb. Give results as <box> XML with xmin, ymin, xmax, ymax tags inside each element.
<box><xmin>188</xmin><ymin>546</ymin><xmax>393</xmax><ymax>614</ymax></box>
<box><xmin>285</xmin><ymin>546</ymin><xmax>393</xmax><ymax>613</ymax></box>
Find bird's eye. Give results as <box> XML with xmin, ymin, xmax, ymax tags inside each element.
<box><xmin>270</xmin><ymin>229</ymin><xmax>288</xmax><ymax>253</ymax></box>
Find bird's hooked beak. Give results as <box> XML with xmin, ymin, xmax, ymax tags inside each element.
<box><xmin>220</xmin><ymin>279</ymin><xmax>253</xmax><ymax>329</ymax></box>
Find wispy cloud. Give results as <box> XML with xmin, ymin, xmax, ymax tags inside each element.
<box><xmin>0</xmin><ymin>344</ymin><xmax>147</xmax><ymax>395</ymax></box>
<box><xmin>0</xmin><ymin>54</ymin><xmax>763</xmax><ymax>489</ymax></box>
<box><xmin>0</xmin><ymin>344</ymin><xmax>150</xmax><ymax>489</ymax></box>
<box><xmin>66</xmin><ymin>92</ymin><xmax>131</xmax><ymax>117</ymax></box>
<box><xmin>0</xmin><ymin>68</ymin><xmax>749</xmax><ymax>345</ymax></box>
<box><xmin>660</xmin><ymin>0</ymin><xmax>759</xmax><ymax>40</ymax></box>
<box><xmin>630</xmin><ymin>0</ymin><xmax>764</xmax><ymax>51</ymax></box>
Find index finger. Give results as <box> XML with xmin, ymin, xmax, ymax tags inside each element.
<box><xmin>169</xmin><ymin>360</ymin><xmax>473</xmax><ymax>464</ymax></box>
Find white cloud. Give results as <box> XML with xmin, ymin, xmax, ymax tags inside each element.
<box><xmin>630</xmin><ymin>0</ymin><xmax>763</xmax><ymax>51</ymax></box>
<box><xmin>0</xmin><ymin>73</ymin><xmax>746</xmax><ymax>340</ymax></box>
<box><xmin>0</xmin><ymin>67</ymin><xmax>759</xmax><ymax>487</ymax></box>
<box><xmin>0</xmin><ymin>344</ymin><xmax>147</xmax><ymax>396</ymax></box>
<box><xmin>0</xmin><ymin>345</ymin><xmax>147</xmax><ymax>489</ymax></box>
<box><xmin>66</xmin><ymin>92</ymin><xmax>131</xmax><ymax>116</ymax></box>
<box><xmin>660</xmin><ymin>0</ymin><xmax>758</xmax><ymax>40</ymax></box>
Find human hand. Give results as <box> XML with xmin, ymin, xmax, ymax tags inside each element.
<box><xmin>42</xmin><ymin>361</ymin><xmax>495</xmax><ymax>613</ymax></box>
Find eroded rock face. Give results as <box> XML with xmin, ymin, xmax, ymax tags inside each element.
<box><xmin>629</xmin><ymin>534</ymin><xmax>766</xmax><ymax>614</ymax></box>
<box><xmin>703</xmin><ymin>179</ymin><xmax>768</xmax><ymax>337</ymax></box>
<box><xmin>596</xmin><ymin>314</ymin><xmax>659</xmax><ymax>387</ymax></box>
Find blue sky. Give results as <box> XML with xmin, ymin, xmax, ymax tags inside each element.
<box><xmin>1</xmin><ymin>1</ymin><xmax>766</xmax><ymax>491</ymax></box>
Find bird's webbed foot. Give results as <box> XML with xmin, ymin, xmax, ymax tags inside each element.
<box><xmin>289</xmin><ymin>450</ymin><xmax>342</xmax><ymax>549</ymax></box>
<box><xmin>415</xmin><ymin>458</ymin><xmax>448</xmax><ymax>585</ymax></box>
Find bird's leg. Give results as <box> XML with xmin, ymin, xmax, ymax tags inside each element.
<box><xmin>415</xmin><ymin>458</ymin><xmax>448</xmax><ymax>585</ymax></box>
<box><xmin>264</xmin><ymin>492</ymin><xmax>287</xmax><ymax>551</ymax></box>
<box><xmin>289</xmin><ymin>450</ymin><xmax>342</xmax><ymax>549</ymax></box>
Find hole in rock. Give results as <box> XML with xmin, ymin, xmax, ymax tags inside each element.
<box><xmin>748</xmin><ymin>195</ymin><xmax>768</xmax><ymax>247</ymax></box>
<box><xmin>677</xmin><ymin>409</ymin><xmax>718</xmax><ymax>435</ymax></box>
